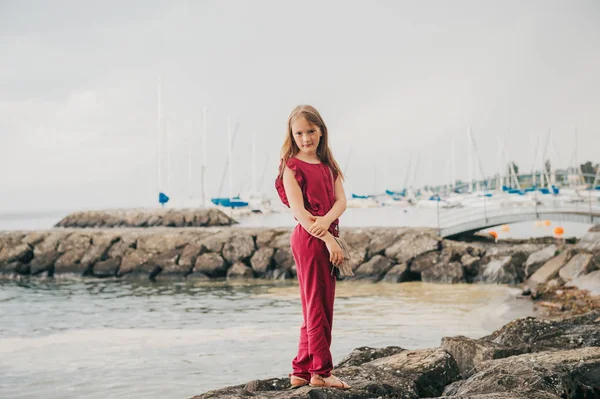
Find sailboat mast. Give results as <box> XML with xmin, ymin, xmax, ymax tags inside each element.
<box><xmin>201</xmin><ymin>107</ymin><xmax>207</xmax><ymax>207</ymax></box>
<box><xmin>467</xmin><ymin>127</ymin><xmax>472</xmax><ymax>193</ymax></box>
<box><xmin>252</xmin><ymin>129</ymin><xmax>257</xmax><ymax>195</ymax></box>
<box><xmin>188</xmin><ymin>124</ymin><xmax>193</xmax><ymax>199</ymax></box>
<box><xmin>157</xmin><ymin>76</ymin><xmax>162</xmax><ymax>199</ymax></box>
<box><xmin>228</xmin><ymin>117</ymin><xmax>233</xmax><ymax>201</ymax></box>
<box><xmin>451</xmin><ymin>139</ymin><xmax>455</xmax><ymax>191</ymax></box>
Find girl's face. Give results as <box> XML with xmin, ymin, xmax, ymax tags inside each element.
<box><xmin>291</xmin><ymin>117</ymin><xmax>322</xmax><ymax>157</ymax></box>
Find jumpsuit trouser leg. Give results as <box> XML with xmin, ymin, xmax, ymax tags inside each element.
<box><xmin>290</xmin><ymin>226</ymin><xmax>336</xmax><ymax>379</ymax></box>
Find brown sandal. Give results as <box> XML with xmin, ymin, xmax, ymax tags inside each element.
<box><xmin>289</xmin><ymin>374</ymin><xmax>309</xmax><ymax>389</ymax></box>
<box><xmin>309</xmin><ymin>374</ymin><xmax>351</xmax><ymax>390</ymax></box>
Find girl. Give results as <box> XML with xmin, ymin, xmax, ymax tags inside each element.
<box><xmin>275</xmin><ymin>105</ymin><xmax>351</xmax><ymax>390</ymax></box>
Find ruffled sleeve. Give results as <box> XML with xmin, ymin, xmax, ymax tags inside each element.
<box><xmin>274</xmin><ymin>158</ymin><xmax>304</xmax><ymax>207</ymax></box>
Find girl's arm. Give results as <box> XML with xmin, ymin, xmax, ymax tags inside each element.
<box><xmin>321</xmin><ymin>176</ymin><xmax>347</xmax><ymax>225</ymax></box>
<box><xmin>282</xmin><ymin>165</ymin><xmax>335</xmax><ymax>243</ymax></box>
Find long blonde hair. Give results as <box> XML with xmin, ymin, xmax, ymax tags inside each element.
<box><xmin>278</xmin><ymin>105</ymin><xmax>344</xmax><ymax>181</ymax></box>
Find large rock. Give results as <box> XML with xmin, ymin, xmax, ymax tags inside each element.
<box><xmin>578</xmin><ymin>232</ymin><xmax>600</xmax><ymax>252</ymax></box>
<box><xmin>21</xmin><ymin>231</ymin><xmax>49</xmax><ymax>246</ymax></box>
<box><xmin>559</xmin><ymin>253</ymin><xmax>596</xmax><ymax>282</ymax></box>
<box><xmin>198</xmin><ymin>232</ymin><xmax>230</xmax><ymax>253</ymax></box>
<box><xmin>444</xmin><ymin>347</ymin><xmax>600</xmax><ymax>397</ymax></box>
<box><xmin>147</xmin><ymin>249</ymin><xmax>186</xmax><ymax>276</ymax></box>
<box><xmin>0</xmin><ymin>243</ymin><xmax>33</xmax><ymax>268</ymax></box>
<box><xmin>272</xmin><ymin>246</ymin><xmax>295</xmax><ymax>272</ymax></box>
<box><xmin>354</xmin><ymin>255</ymin><xmax>394</xmax><ymax>280</ymax></box>
<box><xmin>411</xmin><ymin>251</ymin><xmax>441</xmax><ymax>273</ymax></box>
<box><xmin>341</xmin><ymin>229</ymin><xmax>370</xmax><ymax>269</ymax></box>
<box><xmin>480</xmin><ymin>311</ymin><xmax>600</xmax><ymax>352</ymax></box>
<box><xmin>178</xmin><ymin>244</ymin><xmax>206</xmax><ymax>271</ymax></box>
<box><xmin>118</xmin><ymin>249</ymin><xmax>153</xmax><ymax>275</ymax></box>
<box><xmin>441</xmin><ymin>335</ymin><xmax>524</xmax><ymax>377</ymax></box>
<box><xmin>250</xmin><ymin>246</ymin><xmax>274</xmax><ymax>274</ymax></box>
<box><xmin>79</xmin><ymin>233</ymin><xmax>119</xmax><ymax>267</ymax></box>
<box><xmin>335</xmin><ymin>346</ymin><xmax>405</xmax><ymax>368</ymax></box>
<box><xmin>358</xmin><ymin>348</ymin><xmax>461</xmax><ymax>398</ymax></box>
<box><xmin>226</xmin><ymin>262</ymin><xmax>254</xmax><ymax>279</ymax></box>
<box><xmin>56</xmin><ymin>233</ymin><xmax>92</xmax><ymax>253</ymax></box>
<box><xmin>54</xmin><ymin>249</ymin><xmax>89</xmax><ymax>274</ymax></box>
<box><xmin>136</xmin><ymin>232</ymin><xmax>188</xmax><ymax>254</ymax></box>
<box><xmin>566</xmin><ymin>269</ymin><xmax>600</xmax><ymax>296</ymax></box>
<box><xmin>33</xmin><ymin>231</ymin><xmax>70</xmax><ymax>255</ymax></box>
<box><xmin>524</xmin><ymin>245</ymin><xmax>557</xmax><ymax>278</ymax></box>
<box><xmin>435</xmin><ymin>390</ymin><xmax>562</xmax><ymax>398</ymax></box>
<box><xmin>422</xmin><ymin>261</ymin><xmax>465</xmax><ymax>284</ymax></box>
<box><xmin>366</xmin><ymin>228</ymin><xmax>407</xmax><ymax>257</ymax></box>
<box><xmin>383</xmin><ymin>263</ymin><xmax>413</xmax><ymax>283</ymax></box>
<box><xmin>222</xmin><ymin>235</ymin><xmax>255</xmax><ymax>264</ymax></box>
<box><xmin>106</xmin><ymin>234</ymin><xmax>139</xmax><ymax>259</ymax></box>
<box><xmin>194</xmin><ymin>252</ymin><xmax>227</xmax><ymax>277</ymax></box>
<box><xmin>527</xmin><ymin>250</ymin><xmax>572</xmax><ymax>288</ymax></box>
<box><xmin>92</xmin><ymin>258</ymin><xmax>120</xmax><ymax>277</ymax></box>
<box><xmin>477</xmin><ymin>255</ymin><xmax>523</xmax><ymax>285</ymax></box>
<box><xmin>384</xmin><ymin>231</ymin><xmax>439</xmax><ymax>263</ymax></box>
<box><xmin>29</xmin><ymin>250</ymin><xmax>61</xmax><ymax>275</ymax></box>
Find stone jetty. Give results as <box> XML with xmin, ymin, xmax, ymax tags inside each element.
<box><xmin>54</xmin><ymin>208</ymin><xmax>235</xmax><ymax>228</ymax></box>
<box><xmin>1</xmin><ymin>227</ymin><xmax>599</xmax><ymax>294</ymax></box>
<box><xmin>189</xmin><ymin>310</ymin><xmax>600</xmax><ymax>398</ymax></box>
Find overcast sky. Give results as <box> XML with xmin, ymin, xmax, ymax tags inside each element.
<box><xmin>1</xmin><ymin>0</ymin><xmax>599</xmax><ymax>212</ymax></box>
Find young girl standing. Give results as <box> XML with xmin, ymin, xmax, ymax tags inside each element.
<box><xmin>275</xmin><ymin>105</ymin><xmax>351</xmax><ymax>390</ymax></box>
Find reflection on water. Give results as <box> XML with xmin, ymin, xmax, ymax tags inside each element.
<box><xmin>0</xmin><ymin>279</ymin><xmax>536</xmax><ymax>399</ymax></box>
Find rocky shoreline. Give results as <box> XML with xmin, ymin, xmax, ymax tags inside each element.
<box><xmin>1</xmin><ymin>226</ymin><xmax>598</xmax><ymax>293</ymax></box>
<box><xmin>191</xmin><ymin>309</ymin><xmax>600</xmax><ymax>398</ymax></box>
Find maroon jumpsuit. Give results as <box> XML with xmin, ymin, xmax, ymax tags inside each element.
<box><xmin>275</xmin><ymin>156</ymin><xmax>339</xmax><ymax>379</ymax></box>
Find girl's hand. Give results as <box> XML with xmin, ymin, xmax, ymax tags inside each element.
<box><xmin>325</xmin><ymin>237</ymin><xmax>344</xmax><ymax>266</ymax></box>
<box><xmin>308</xmin><ymin>216</ymin><xmax>330</xmax><ymax>238</ymax></box>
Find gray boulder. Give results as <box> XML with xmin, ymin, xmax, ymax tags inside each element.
<box><xmin>366</xmin><ymin>228</ymin><xmax>407</xmax><ymax>257</ymax></box>
<box><xmin>0</xmin><ymin>243</ymin><xmax>33</xmax><ymax>268</ymax></box>
<box><xmin>477</xmin><ymin>255</ymin><xmax>523</xmax><ymax>285</ymax></box>
<box><xmin>559</xmin><ymin>253</ymin><xmax>596</xmax><ymax>282</ymax></box>
<box><xmin>566</xmin><ymin>269</ymin><xmax>600</xmax><ymax>296</ymax></box>
<box><xmin>29</xmin><ymin>250</ymin><xmax>61</xmax><ymax>275</ymax></box>
<box><xmin>524</xmin><ymin>245</ymin><xmax>557</xmax><ymax>278</ymax></box>
<box><xmin>527</xmin><ymin>250</ymin><xmax>572</xmax><ymax>288</ymax></box>
<box><xmin>250</xmin><ymin>246</ymin><xmax>274</xmax><ymax>274</ymax></box>
<box><xmin>335</xmin><ymin>346</ymin><xmax>405</xmax><ymax>368</ymax></box>
<box><xmin>383</xmin><ymin>263</ymin><xmax>412</xmax><ymax>282</ymax></box>
<box><xmin>578</xmin><ymin>232</ymin><xmax>600</xmax><ymax>251</ymax></box>
<box><xmin>54</xmin><ymin>249</ymin><xmax>89</xmax><ymax>275</ymax></box>
<box><xmin>92</xmin><ymin>258</ymin><xmax>120</xmax><ymax>277</ymax></box>
<box><xmin>384</xmin><ymin>231</ymin><xmax>439</xmax><ymax>263</ymax></box>
<box><xmin>272</xmin><ymin>246</ymin><xmax>295</xmax><ymax>272</ymax></box>
<box><xmin>118</xmin><ymin>249</ymin><xmax>153</xmax><ymax>276</ymax></box>
<box><xmin>222</xmin><ymin>235</ymin><xmax>255</xmax><ymax>264</ymax></box>
<box><xmin>423</xmin><ymin>261</ymin><xmax>464</xmax><ymax>284</ymax></box>
<box><xmin>441</xmin><ymin>335</ymin><xmax>524</xmax><ymax>377</ymax></box>
<box><xmin>445</xmin><ymin>347</ymin><xmax>600</xmax><ymax>398</ymax></box>
<box><xmin>226</xmin><ymin>262</ymin><xmax>254</xmax><ymax>279</ymax></box>
<box><xmin>194</xmin><ymin>253</ymin><xmax>227</xmax><ymax>277</ymax></box>
<box><xmin>178</xmin><ymin>244</ymin><xmax>206</xmax><ymax>271</ymax></box>
<box><xmin>354</xmin><ymin>255</ymin><xmax>394</xmax><ymax>280</ymax></box>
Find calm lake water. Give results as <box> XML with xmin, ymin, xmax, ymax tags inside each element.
<box><xmin>0</xmin><ymin>279</ymin><xmax>536</xmax><ymax>399</ymax></box>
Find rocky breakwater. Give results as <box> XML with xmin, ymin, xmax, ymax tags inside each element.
<box><xmin>191</xmin><ymin>310</ymin><xmax>600</xmax><ymax>398</ymax></box>
<box><xmin>1</xmin><ymin>227</ymin><xmax>600</xmax><ymax>288</ymax></box>
<box><xmin>54</xmin><ymin>208</ymin><xmax>235</xmax><ymax>228</ymax></box>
